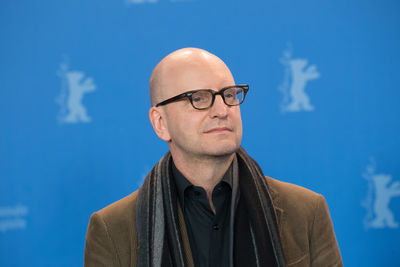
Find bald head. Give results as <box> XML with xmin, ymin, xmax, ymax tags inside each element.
<box><xmin>149</xmin><ymin>48</ymin><xmax>234</xmax><ymax>106</ymax></box>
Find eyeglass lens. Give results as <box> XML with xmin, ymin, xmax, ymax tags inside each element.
<box><xmin>191</xmin><ymin>87</ymin><xmax>244</xmax><ymax>109</ymax></box>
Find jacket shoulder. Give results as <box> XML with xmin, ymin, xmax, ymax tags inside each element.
<box><xmin>266</xmin><ymin>176</ymin><xmax>321</xmax><ymax>211</ymax></box>
<box><xmin>96</xmin><ymin>190</ymin><xmax>139</xmax><ymax>223</ymax></box>
<box><xmin>265</xmin><ymin>176</ymin><xmax>325</xmax><ymax>238</ymax></box>
<box><xmin>265</xmin><ymin>177</ymin><xmax>343</xmax><ymax>267</ymax></box>
<box><xmin>84</xmin><ymin>190</ymin><xmax>139</xmax><ymax>267</ymax></box>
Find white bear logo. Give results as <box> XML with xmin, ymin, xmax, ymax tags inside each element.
<box><xmin>56</xmin><ymin>61</ymin><xmax>96</xmax><ymax>124</ymax></box>
<box><xmin>279</xmin><ymin>44</ymin><xmax>320</xmax><ymax>113</ymax></box>
<box><xmin>362</xmin><ymin>158</ymin><xmax>400</xmax><ymax>229</ymax></box>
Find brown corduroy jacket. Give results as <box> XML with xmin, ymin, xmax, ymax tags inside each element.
<box><xmin>84</xmin><ymin>177</ymin><xmax>343</xmax><ymax>267</ymax></box>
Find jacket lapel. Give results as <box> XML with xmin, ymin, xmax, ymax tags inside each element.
<box><xmin>266</xmin><ymin>177</ymin><xmax>285</xmax><ymax>232</ymax></box>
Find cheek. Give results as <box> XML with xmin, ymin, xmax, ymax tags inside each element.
<box><xmin>166</xmin><ymin>112</ymin><xmax>201</xmax><ymax>141</ymax></box>
<box><xmin>232</xmin><ymin>109</ymin><xmax>243</xmax><ymax>126</ymax></box>
<box><xmin>232</xmin><ymin>110</ymin><xmax>243</xmax><ymax>137</ymax></box>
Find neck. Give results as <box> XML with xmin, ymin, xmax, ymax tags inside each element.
<box><xmin>170</xmin><ymin>148</ymin><xmax>235</xmax><ymax>212</ymax></box>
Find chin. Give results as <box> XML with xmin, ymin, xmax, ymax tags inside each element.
<box><xmin>203</xmin><ymin>142</ymin><xmax>241</xmax><ymax>157</ymax></box>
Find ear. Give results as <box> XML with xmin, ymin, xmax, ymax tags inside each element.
<box><xmin>149</xmin><ymin>106</ymin><xmax>171</xmax><ymax>142</ymax></box>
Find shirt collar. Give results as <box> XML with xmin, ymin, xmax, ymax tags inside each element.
<box><xmin>171</xmin><ymin>159</ymin><xmax>233</xmax><ymax>209</ymax></box>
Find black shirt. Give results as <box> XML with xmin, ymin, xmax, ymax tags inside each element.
<box><xmin>172</xmin><ymin>161</ymin><xmax>232</xmax><ymax>267</ymax></box>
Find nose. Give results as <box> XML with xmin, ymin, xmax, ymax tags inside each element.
<box><xmin>209</xmin><ymin>94</ymin><xmax>228</xmax><ymax>118</ymax></box>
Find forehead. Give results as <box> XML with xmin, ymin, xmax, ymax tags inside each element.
<box><xmin>160</xmin><ymin>56</ymin><xmax>235</xmax><ymax>97</ymax></box>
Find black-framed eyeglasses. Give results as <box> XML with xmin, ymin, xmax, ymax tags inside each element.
<box><xmin>155</xmin><ymin>84</ymin><xmax>249</xmax><ymax>110</ymax></box>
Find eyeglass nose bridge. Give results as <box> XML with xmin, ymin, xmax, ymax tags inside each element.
<box><xmin>209</xmin><ymin>90</ymin><xmax>228</xmax><ymax>108</ymax></box>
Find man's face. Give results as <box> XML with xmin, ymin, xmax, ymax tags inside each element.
<box><xmin>159</xmin><ymin>56</ymin><xmax>243</xmax><ymax>159</ymax></box>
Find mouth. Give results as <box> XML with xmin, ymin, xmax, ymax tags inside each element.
<box><xmin>204</xmin><ymin>126</ymin><xmax>233</xmax><ymax>134</ymax></box>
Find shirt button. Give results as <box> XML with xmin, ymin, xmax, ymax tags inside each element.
<box><xmin>213</xmin><ymin>224</ymin><xmax>219</xmax><ymax>230</ymax></box>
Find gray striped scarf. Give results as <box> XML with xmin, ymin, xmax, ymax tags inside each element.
<box><xmin>136</xmin><ymin>147</ymin><xmax>285</xmax><ymax>267</ymax></box>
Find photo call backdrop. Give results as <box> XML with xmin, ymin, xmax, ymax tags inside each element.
<box><xmin>1</xmin><ymin>0</ymin><xmax>399</xmax><ymax>266</ymax></box>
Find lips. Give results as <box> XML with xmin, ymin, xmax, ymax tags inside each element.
<box><xmin>204</xmin><ymin>126</ymin><xmax>233</xmax><ymax>133</ymax></box>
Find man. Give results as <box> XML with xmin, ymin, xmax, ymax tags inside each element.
<box><xmin>84</xmin><ymin>48</ymin><xmax>343</xmax><ymax>267</ymax></box>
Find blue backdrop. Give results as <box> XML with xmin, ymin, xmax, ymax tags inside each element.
<box><xmin>1</xmin><ymin>0</ymin><xmax>399</xmax><ymax>266</ymax></box>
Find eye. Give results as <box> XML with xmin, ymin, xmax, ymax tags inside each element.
<box><xmin>225</xmin><ymin>93</ymin><xmax>234</xmax><ymax>99</ymax></box>
<box><xmin>192</xmin><ymin>96</ymin><xmax>201</xmax><ymax>102</ymax></box>
<box><xmin>192</xmin><ymin>91</ymin><xmax>211</xmax><ymax>103</ymax></box>
<box><xmin>224</xmin><ymin>89</ymin><xmax>237</xmax><ymax>99</ymax></box>
<box><xmin>192</xmin><ymin>96</ymin><xmax>204</xmax><ymax>102</ymax></box>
